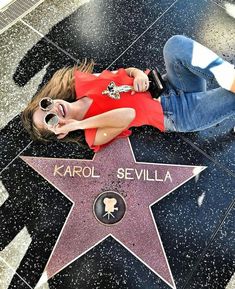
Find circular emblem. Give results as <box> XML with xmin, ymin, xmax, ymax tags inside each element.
<box><xmin>93</xmin><ymin>191</ymin><xmax>126</xmax><ymax>225</ymax></box>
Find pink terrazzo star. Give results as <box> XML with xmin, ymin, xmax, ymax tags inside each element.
<box><xmin>21</xmin><ymin>138</ymin><xmax>205</xmax><ymax>289</ymax></box>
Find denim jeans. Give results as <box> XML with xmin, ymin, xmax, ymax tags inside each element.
<box><xmin>160</xmin><ymin>35</ymin><xmax>235</xmax><ymax>132</ymax></box>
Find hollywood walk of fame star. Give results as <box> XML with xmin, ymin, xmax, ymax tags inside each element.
<box><xmin>21</xmin><ymin>138</ymin><xmax>206</xmax><ymax>289</ymax></box>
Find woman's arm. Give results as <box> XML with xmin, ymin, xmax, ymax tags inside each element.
<box><xmin>94</xmin><ymin>68</ymin><xmax>149</xmax><ymax>92</ymax></box>
<box><xmin>52</xmin><ymin>108</ymin><xmax>136</xmax><ymax>144</ymax></box>
<box><xmin>69</xmin><ymin>108</ymin><xmax>135</xmax><ymax>130</ymax></box>
<box><xmin>92</xmin><ymin>107</ymin><xmax>136</xmax><ymax>145</ymax></box>
<box><xmin>94</xmin><ymin>126</ymin><xmax>129</xmax><ymax>145</ymax></box>
<box><xmin>125</xmin><ymin>67</ymin><xmax>143</xmax><ymax>77</ymax></box>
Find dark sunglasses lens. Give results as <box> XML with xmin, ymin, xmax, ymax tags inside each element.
<box><xmin>40</xmin><ymin>98</ymin><xmax>53</xmax><ymax>110</ymax></box>
<box><xmin>45</xmin><ymin>114</ymin><xmax>59</xmax><ymax>126</ymax></box>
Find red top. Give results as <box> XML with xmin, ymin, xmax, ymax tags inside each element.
<box><xmin>74</xmin><ymin>68</ymin><xmax>164</xmax><ymax>152</ymax></box>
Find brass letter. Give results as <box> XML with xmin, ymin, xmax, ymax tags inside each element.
<box><xmin>165</xmin><ymin>171</ymin><xmax>172</xmax><ymax>182</ymax></box>
<box><xmin>54</xmin><ymin>165</ymin><xmax>64</xmax><ymax>177</ymax></box>
<box><xmin>117</xmin><ymin>168</ymin><xmax>125</xmax><ymax>179</ymax></box>
<box><xmin>135</xmin><ymin>169</ymin><xmax>143</xmax><ymax>180</ymax></box>
<box><xmin>73</xmin><ymin>166</ymin><xmax>82</xmax><ymax>177</ymax></box>
<box><xmin>146</xmin><ymin>169</ymin><xmax>154</xmax><ymax>181</ymax></box>
<box><xmin>125</xmin><ymin>168</ymin><xmax>134</xmax><ymax>180</ymax></box>
<box><xmin>83</xmin><ymin>167</ymin><xmax>91</xmax><ymax>178</ymax></box>
<box><xmin>91</xmin><ymin>167</ymin><xmax>100</xmax><ymax>178</ymax></box>
<box><xmin>155</xmin><ymin>170</ymin><xmax>163</xmax><ymax>182</ymax></box>
<box><xmin>64</xmin><ymin>166</ymin><xmax>72</xmax><ymax>177</ymax></box>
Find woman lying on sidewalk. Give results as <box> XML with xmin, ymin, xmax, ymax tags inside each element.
<box><xmin>22</xmin><ymin>35</ymin><xmax>235</xmax><ymax>152</ymax></box>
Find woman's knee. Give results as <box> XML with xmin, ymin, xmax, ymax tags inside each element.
<box><xmin>163</xmin><ymin>35</ymin><xmax>191</xmax><ymax>58</ymax></box>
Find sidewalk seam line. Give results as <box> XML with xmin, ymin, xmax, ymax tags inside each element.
<box><xmin>20</xmin><ymin>19</ymin><xmax>79</xmax><ymax>62</ymax></box>
<box><xmin>106</xmin><ymin>0</ymin><xmax>179</xmax><ymax>69</ymax></box>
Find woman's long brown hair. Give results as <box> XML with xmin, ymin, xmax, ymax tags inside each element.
<box><xmin>21</xmin><ymin>60</ymin><xmax>95</xmax><ymax>145</ymax></box>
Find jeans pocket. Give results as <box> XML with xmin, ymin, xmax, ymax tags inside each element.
<box><xmin>164</xmin><ymin>113</ymin><xmax>177</xmax><ymax>132</ymax></box>
<box><xmin>161</xmin><ymin>94</ymin><xmax>170</xmax><ymax>113</ymax></box>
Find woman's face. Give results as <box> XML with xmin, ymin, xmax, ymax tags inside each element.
<box><xmin>33</xmin><ymin>99</ymin><xmax>72</xmax><ymax>131</ymax></box>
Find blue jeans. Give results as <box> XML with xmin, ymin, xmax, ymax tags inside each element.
<box><xmin>160</xmin><ymin>35</ymin><xmax>235</xmax><ymax>132</ymax></box>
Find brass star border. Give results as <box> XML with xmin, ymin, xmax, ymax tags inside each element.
<box><xmin>21</xmin><ymin>138</ymin><xmax>206</xmax><ymax>289</ymax></box>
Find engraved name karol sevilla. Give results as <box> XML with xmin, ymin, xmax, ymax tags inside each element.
<box><xmin>53</xmin><ymin>164</ymin><xmax>173</xmax><ymax>182</ymax></box>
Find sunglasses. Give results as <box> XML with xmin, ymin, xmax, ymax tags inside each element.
<box><xmin>39</xmin><ymin>97</ymin><xmax>59</xmax><ymax>126</ymax></box>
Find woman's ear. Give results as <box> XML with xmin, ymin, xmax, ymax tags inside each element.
<box><xmin>56</xmin><ymin>132</ymin><xmax>68</xmax><ymax>139</ymax></box>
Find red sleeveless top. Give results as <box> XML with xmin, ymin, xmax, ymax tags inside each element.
<box><xmin>74</xmin><ymin>68</ymin><xmax>164</xmax><ymax>152</ymax></box>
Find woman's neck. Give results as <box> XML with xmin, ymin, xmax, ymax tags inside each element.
<box><xmin>71</xmin><ymin>97</ymin><xmax>93</xmax><ymax>120</ymax></box>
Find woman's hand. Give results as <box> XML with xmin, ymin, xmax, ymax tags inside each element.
<box><xmin>48</xmin><ymin>118</ymin><xmax>82</xmax><ymax>139</ymax></box>
<box><xmin>125</xmin><ymin>68</ymin><xmax>150</xmax><ymax>94</ymax></box>
<box><xmin>133</xmin><ymin>70</ymin><xmax>150</xmax><ymax>93</ymax></box>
